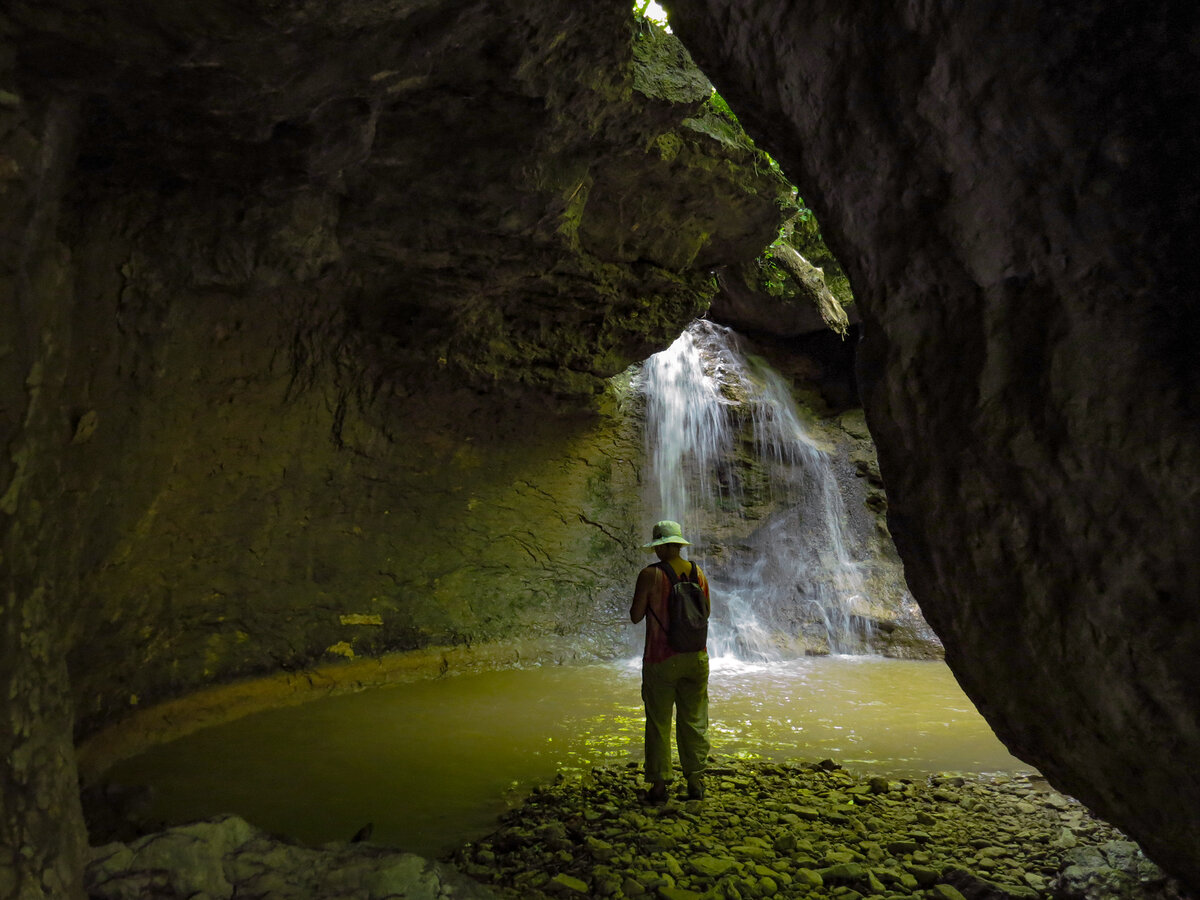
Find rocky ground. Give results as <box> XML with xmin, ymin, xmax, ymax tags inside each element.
<box><xmin>452</xmin><ymin>759</ymin><xmax>1192</xmax><ymax>900</ymax></box>
<box><xmin>84</xmin><ymin>815</ymin><xmax>496</xmax><ymax>900</ymax></box>
<box><xmin>81</xmin><ymin>757</ymin><xmax>1193</xmax><ymax>900</ymax></box>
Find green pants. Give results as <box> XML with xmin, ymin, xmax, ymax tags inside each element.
<box><xmin>641</xmin><ymin>651</ymin><xmax>710</xmax><ymax>783</ymax></box>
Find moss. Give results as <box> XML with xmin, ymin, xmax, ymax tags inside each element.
<box><xmin>630</xmin><ymin>21</ymin><xmax>711</xmax><ymax>107</ymax></box>
<box><xmin>652</xmin><ymin>132</ymin><xmax>683</xmax><ymax>162</ymax></box>
<box><xmin>785</xmin><ymin>210</ymin><xmax>855</xmax><ymax>308</ymax></box>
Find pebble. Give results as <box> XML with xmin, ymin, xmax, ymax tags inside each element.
<box><xmin>454</xmin><ymin>760</ymin><xmax>1191</xmax><ymax>899</ymax></box>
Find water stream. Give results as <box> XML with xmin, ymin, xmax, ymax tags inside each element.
<box><xmin>640</xmin><ymin>320</ymin><xmax>871</xmax><ymax>656</ymax></box>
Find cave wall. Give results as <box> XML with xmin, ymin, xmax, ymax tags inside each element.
<box><xmin>1</xmin><ymin>92</ymin><xmax>90</xmax><ymax>900</ymax></box>
<box><xmin>1</xmin><ymin>1</ymin><xmax>801</xmax><ymax>893</ymax></box>
<box><xmin>2</xmin><ymin>1</ymin><xmax>798</xmax><ymax>720</ymax></box>
<box><xmin>664</xmin><ymin>0</ymin><xmax>1200</xmax><ymax>889</ymax></box>
<box><xmin>61</xmin><ymin>202</ymin><xmax>653</xmax><ymax>734</ymax></box>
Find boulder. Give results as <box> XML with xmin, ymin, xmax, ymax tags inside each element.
<box><xmin>666</xmin><ymin>0</ymin><xmax>1200</xmax><ymax>888</ymax></box>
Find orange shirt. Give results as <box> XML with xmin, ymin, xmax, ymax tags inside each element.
<box><xmin>642</xmin><ymin>558</ymin><xmax>710</xmax><ymax>665</ymax></box>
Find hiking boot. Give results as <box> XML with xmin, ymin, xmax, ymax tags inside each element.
<box><xmin>646</xmin><ymin>781</ymin><xmax>668</xmax><ymax>804</ymax></box>
<box><xmin>686</xmin><ymin>775</ymin><xmax>705</xmax><ymax>800</ymax></box>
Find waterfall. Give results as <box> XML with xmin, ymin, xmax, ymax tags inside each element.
<box><xmin>642</xmin><ymin>320</ymin><xmax>739</xmax><ymax>524</ymax></box>
<box><xmin>639</xmin><ymin>320</ymin><xmax>872</xmax><ymax>658</ymax></box>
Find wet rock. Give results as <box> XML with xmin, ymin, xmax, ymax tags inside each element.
<box><xmin>941</xmin><ymin>866</ymin><xmax>1041</xmax><ymax>899</ymax></box>
<box><xmin>454</xmin><ymin>760</ymin><xmax>1189</xmax><ymax>899</ymax></box>
<box><xmin>787</xmin><ymin>868</ymin><xmax>820</xmax><ymax>890</ymax></box>
<box><xmin>85</xmin><ymin>814</ymin><xmax>495</xmax><ymax>900</ymax></box>
<box><xmin>907</xmin><ymin>865</ymin><xmax>940</xmax><ymax>886</ymax></box>
<box><xmin>818</xmin><ymin>861</ymin><xmax>866</xmax><ymax>883</ymax></box>
<box><xmin>549</xmin><ymin>873</ymin><xmax>589</xmax><ymax>894</ymax></box>
<box><xmin>690</xmin><ymin>855</ymin><xmax>736</xmax><ymax>878</ymax></box>
<box><xmin>1053</xmin><ymin>841</ymin><xmax>1187</xmax><ymax>900</ymax></box>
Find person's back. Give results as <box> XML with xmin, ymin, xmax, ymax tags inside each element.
<box><xmin>630</xmin><ymin>521</ymin><xmax>711</xmax><ymax>802</ymax></box>
<box><xmin>641</xmin><ymin>555</ymin><xmax>709</xmax><ymax>663</ymax></box>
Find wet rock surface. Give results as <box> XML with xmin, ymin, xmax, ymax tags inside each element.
<box><xmin>85</xmin><ymin>814</ymin><xmax>496</xmax><ymax>900</ymax></box>
<box><xmin>454</xmin><ymin>760</ymin><xmax>1188</xmax><ymax>899</ymax></box>
<box><xmin>634</xmin><ymin>321</ymin><xmax>933</xmax><ymax>662</ymax></box>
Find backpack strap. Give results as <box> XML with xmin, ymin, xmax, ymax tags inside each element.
<box><xmin>657</xmin><ymin>559</ymin><xmax>701</xmax><ymax>582</ymax></box>
<box><xmin>647</xmin><ymin>561</ymin><xmax>702</xmax><ymax>623</ymax></box>
<box><xmin>657</xmin><ymin>560</ymin><xmax>681</xmax><ymax>585</ymax></box>
<box><xmin>646</xmin><ymin>562</ymin><xmax>677</xmax><ymax>633</ymax></box>
<box><xmin>688</xmin><ymin>561</ymin><xmax>709</xmax><ymax>615</ymax></box>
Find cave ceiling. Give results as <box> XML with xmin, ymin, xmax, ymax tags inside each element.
<box><xmin>9</xmin><ymin>0</ymin><xmax>793</xmax><ymax>399</ymax></box>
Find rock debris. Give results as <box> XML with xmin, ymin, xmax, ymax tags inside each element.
<box><xmin>454</xmin><ymin>759</ymin><xmax>1189</xmax><ymax>900</ymax></box>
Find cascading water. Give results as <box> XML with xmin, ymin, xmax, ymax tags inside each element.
<box><xmin>639</xmin><ymin>320</ymin><xmax>873</xmax><ymax>658</ymax></box>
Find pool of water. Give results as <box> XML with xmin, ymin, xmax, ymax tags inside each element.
<box><xmin>104</xmin><ymin>656</ymin><xmax>1032</xmax><ymax>857</ymax></box>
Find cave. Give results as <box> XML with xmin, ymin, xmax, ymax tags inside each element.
<box><xmin>2</xmin><ymin>0</ymin><xmax>1199</xmax><ymax>897</ymax></box>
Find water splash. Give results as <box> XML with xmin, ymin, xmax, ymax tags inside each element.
<box><xmin>639</xmin><ymin>320</ymin><xmax>872</xmax><ymax>658</ymax></box>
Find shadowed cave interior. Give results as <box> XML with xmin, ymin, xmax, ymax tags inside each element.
<box><xmin>2</xmin><ymin>0</ymin><xmax>1199</xmax><ymax>897</ymax></box>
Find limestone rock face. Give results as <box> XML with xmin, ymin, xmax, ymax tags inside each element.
<box><xmin>665</xmin><ymin>0</ymin><xmax>1200</xmax><ymax>889</ymax></box>
<box><xmin>11</xmin><ymin>0</ymin><xmax>790</xmax><ymax>397</ymax></box>
<box><xmin>0</xmin><ymin>93</ymin><xmax>92</xmax><ymax>900</ymax></box>
<box><xmin>1</xmin><ymin>2</ymin><xmax>794</xmax><ymax>726</ymax></box>
<box><xmin>1</xmin><ymin>1</ymin><xmax>797</xmax><ymax>889</ymax></box>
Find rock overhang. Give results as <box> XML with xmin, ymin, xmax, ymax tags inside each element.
<box><xmin>660</xmin><ymin>0</ymin><xmax>1200</xmax><ymax>889</ymax></box>
<box><xmin>10</xmin><ymin>0</ymin><xmax>795</xmax><ymax>400</ymax></box>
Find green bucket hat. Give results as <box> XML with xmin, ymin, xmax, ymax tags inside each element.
<box><xmin>643</xmin><ymin>520</ymin><xmax>691</xmax><ymax>548</ymax></box>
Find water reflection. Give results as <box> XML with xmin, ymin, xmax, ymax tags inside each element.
<box><xmin>105</xmin><ymin>658</ymin><xmax>1030</xmax><ymax>857</ymax></box>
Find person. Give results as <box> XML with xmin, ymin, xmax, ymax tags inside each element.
<box><xmin>630</xmin><ymin>520</ymin><xmax>711</xmax><ymax>802</ymax></box>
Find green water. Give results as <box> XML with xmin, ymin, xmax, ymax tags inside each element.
<box><xmin>105</xmin><ymin>656</ymin><xmax>1031</xmax><ymax>857</ymax></box>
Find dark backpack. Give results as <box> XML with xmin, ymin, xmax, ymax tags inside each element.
<box><xmin>649</xmin><ymin>560</ymin><xmax>710</xmax><ymax>653</ymax></box>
